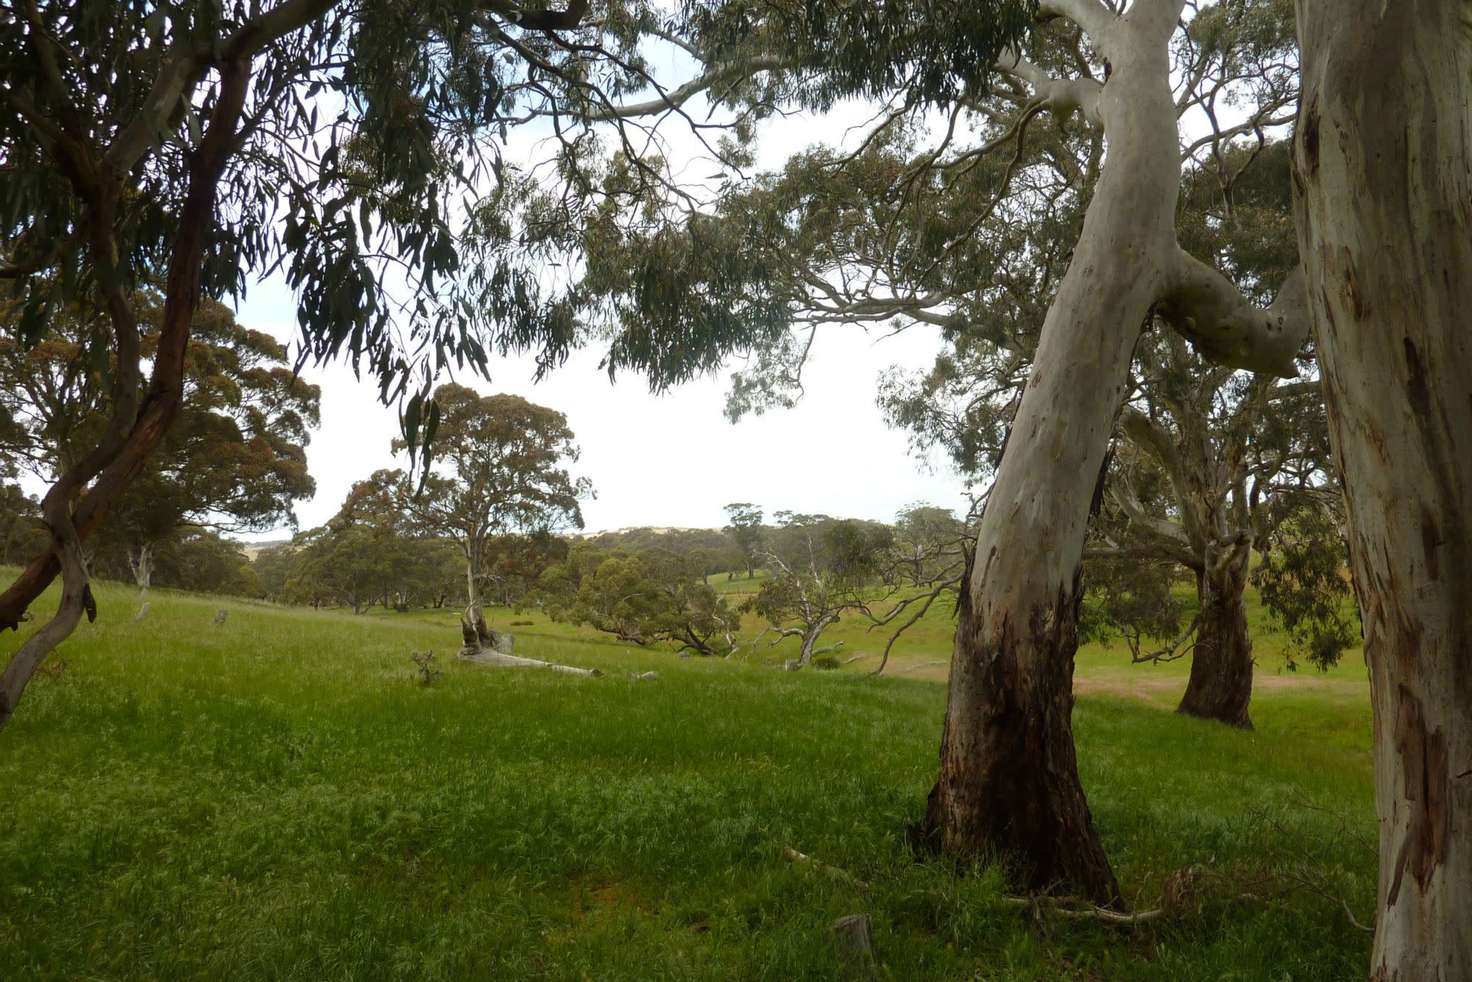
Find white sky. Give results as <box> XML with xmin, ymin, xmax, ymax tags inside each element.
<box><xmin>231</xmin><ymin>90</ymin><xmax>975</xmax><ymax>540</ymax></box>
<box><xmin>235</xmin><ymin>273</ymin><xmax>969</xmax><ymax>539</ymax></box>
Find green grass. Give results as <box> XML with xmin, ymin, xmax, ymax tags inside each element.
<box><xmin>0</xmin><ymin>573</ymin><xmax>1374</xmax><ymax>979</ymax></box>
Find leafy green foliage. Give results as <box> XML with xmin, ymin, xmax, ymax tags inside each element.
<box><xmin>279</xmin><ymin>471</ymin><xmax>458</xmax><ymax>613</ymax></box>
<box><xmin>685</xmin><ymin>0</ymin><xmax>1038</xmax><ymax>110</ymax></box>
<box><xmin>722</xmin><ymin>502</ymin><xmax>763</xmax><ymax>578</ymax></box>
<box><xmin>1253</xmin><ymin>508</ymin><xmax>1359</xmax><ymax>670</ymax></box>
<box><xmin>398</xmin><ymin>384</ymin><xmax>589</xmax><ymax>609</ymax></box>
<box><xmin>0</xmin><ymin>482</ymin><xmax>42</xmax><ymax>566</ymax></box>
<box><xmin>0</xmin><ymin>0</ymin><xmax>703</xmax><ymax>407</ymax></box>
<box><xmin>539</xmin><ymin>544</ymin><xmax>738</xmax><ymax>655</ymax></box>
<box><xmin>2</xmin><ymin>289</ymin><xmax>319</xmax><ymax>577</ymax></box>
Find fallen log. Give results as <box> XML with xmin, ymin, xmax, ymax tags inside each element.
<box><xmin>459</xmin><ymin>648</ymin><xmax>603</xmax><ymax>677</ymax></box>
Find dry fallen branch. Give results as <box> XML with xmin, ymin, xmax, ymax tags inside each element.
<box><xmin>996</xmin><ymin>894</ymin><xmax>1167</xmax><ymax>926</ymax></box>
<box><xmin>781</xmin><ymin>847</ymin><xmax>1295</xmax><ymax>929</ymax></box>
<box><xmin>459</xmin><ymin>648</ymin><xmax>603</xmax><ymax>677</ymax></box>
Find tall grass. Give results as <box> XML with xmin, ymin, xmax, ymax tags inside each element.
<box><xmin>0</xmin><ymin>574</ymin><xmax>1373</xmax><ymax>979</ymax></box>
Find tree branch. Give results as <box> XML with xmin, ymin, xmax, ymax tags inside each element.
<box><xmin>1156</xmin><ymin>258</ymin><xmax>1307</xmax><ymax>378</ymax></box>
<box><xmin>1037</xmin><ymin>0</ymin><xmax>1117</xmax><ymax>43</ymax></box>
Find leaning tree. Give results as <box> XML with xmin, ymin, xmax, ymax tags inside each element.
<box><xmin>745</xmin><ymin>512</ymin><xmax>894</xmax><ymax>668</ymax></box>
<box><xmin>0</xmin><ymin>292</ymin><xmax>319</xmax><ymax>612</ymax></box>
<box><xmin>1292</xmin><ymin>3</ymin><xmax>1471</xmax><ymax>975</ymax></box>
<box><xmin>538</xmin><ymin>544</ymin><xmax>740</xmax><ymax>656</ymax></box>
<box><xmin>875</xmin><ymin>132</ymin><xmax>1349</xmax><ymax>729</ymax></box>
<box><xmin>587</xmin><ymin>0</ymin><xmax>1310</xmax><ymax>902</ymax></box>
<box><xmin>0</xmin><ymin>0</ymin><xmax>792</xmax><ymax>728</ymax></box>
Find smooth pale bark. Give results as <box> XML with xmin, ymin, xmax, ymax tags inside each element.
<box><xmin>922</xmin><ymin>4</ymin><xmax>1188</xmax><ymax>906</ymax></box>
<box><xmin>791</xmin><ymin>613</ymin><xmax>839</xmax><ymax>667</ymax></box>
<box><xmin>1293</xmin><ymin>4</ymin><xmax>1472</xmax><ymax>977</ymax></box>
<box><xmin>461</xmin><ymin>548</ymin><xmax>493</xmax><ymax>649</ymax></box>
<box><xmin>1177</xmin><ymin>548</ymin><xmax>1253</xmax><ymax>729</ymax></box>
<box><xmin>459</xmin><ymin>648</ymin><xmax>602</xmax><ymax>677</ymax></box>
<box><xmin>129</xmin><ymin>543</ymin><xmax>154</xmax><ymax>619</ymax></box>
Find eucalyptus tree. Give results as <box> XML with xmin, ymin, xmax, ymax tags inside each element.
<box><xmin>590</xmin><ymin>0</ymin><xmax>1307</xmax><ymax>901</ymax></box>
<box><xmin>722</xmin><ymin>502</ymin><xmax>764</xmax><ymax>579</ymax></box>
<box><xmin>746</xmin><ymin>513</ymin><xmax>892</xmax><ymax>668</ymax></box>
<box><xmin>876</xmin><ymin>134</ymin><xmax>1347</xmax><ymax>728</ymax></box>
<box><xmin>0</xmin><ymin>293</ymin><xmax>319</xmax><ymax>611</ymax></box>
<box><xmin>1293</xmin><ymin>5</ymin><xmax>1472</xmax><ymax>975</ymax></box>
<box><xmin>0</xmin><ymin>0</ymin><xmax>780</xmax><ymax>728</ymax></box>
<box><xmin>538</xmin><ymin>545</ymin><xmax>739</xmax><ymax>656</ymax></box>
<box><xmin>0</xmin><ymin>482</ymin><xmax>40</xmax><ymax>567</ymax></box>
<box><xmin>398</xmin><ymin>384</ymin><xmax>588</xmax><ymax>650</ymax></box>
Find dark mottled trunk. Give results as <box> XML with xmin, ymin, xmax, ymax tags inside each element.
<box><xmin>1178</xmin><ymin>556</ymin><xmax>1253</xmax><ymax>728</ymax></box>
<box><xmin>921</xmin><ymin>576</ymin><xmax>1121</xmax><ymax>904</ymax></box>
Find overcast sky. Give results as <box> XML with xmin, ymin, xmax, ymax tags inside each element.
<box><xmin>229</xmin><ymin>67</ymin><xmax>978</xmax><ymax>541</ymax></box>
<box><xmin>236</xmin><ymin>273</ymin><xmax>971</xmax><ymax>539</ymax></box>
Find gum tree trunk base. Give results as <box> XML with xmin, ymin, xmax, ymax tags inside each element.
<box><xmin>1177</xmin><ymin>561</ymin><xmax>1253</xmax><ymax>728</ymax></box>
<box><xmin>1293</xmin><ymin>3</ymin><xmax>1472</xmax><ymax>975</ymax></box>
<box><xmin>919</xmin><ymin>588</ymin><xmax>1122</xmax><ymax>907</ymax></box>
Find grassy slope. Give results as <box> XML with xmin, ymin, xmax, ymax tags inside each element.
<box><xmin>0</xmin><ymin>573</ymin><xmax>1373</xmax><ymax>980</ymax></box>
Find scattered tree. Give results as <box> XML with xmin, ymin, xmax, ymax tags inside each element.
<box><xmin>399</xmin><ymin>384</ymin><xmax>589</xmax><ymax>651</ymax></box>
<box><xmin>0</xmin><ymin>0</ymin><xmax>774</xmax><ymax>728</ymax></box>
<box><xmin>594</xmin><ymin>0</ymin><xmax>1310</xmax><ymax>901</ymax></box>
<box><xmin>540</xmin><ymin>545</ymin><xmax>739</xmax><ymax>656</ymax></box>
<box><xmin>722</xmin><ymin>503</ymin><xmax>765</xmax><ymax>579</ymax></box>
<box><xmin>0</xmin><ymin>479</ymin><xmax>41</xmax><ymax>568</ymax></box>
<box><xmin>748</xmin><ymin>514</ymin><xmax>891</xmax><ymax>669</ymax></box>
<box><xmin>284</xmin><ymin>471</ymin><xmax>449</xmax><ymax>613</ymax></box>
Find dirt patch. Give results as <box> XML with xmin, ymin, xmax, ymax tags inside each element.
<box><xmin>878</xmin><ymin>657</ymin><xmax>1366</xmax><ymax>705</ymax></box>
<box><xmin>1074</xmin><ymin>674</ymin><xmax>1181</xmax><ymax>704</ymax></box>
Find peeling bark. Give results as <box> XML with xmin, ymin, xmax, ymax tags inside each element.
<box><xmin>923</xmin><ymin>6</ymin><xmax>1195</xmax><ymax>907</ymax></box>
<box><xmin>1293</xmin><ymin>3</ymin><xmax>1472</xmax><ymax>976</ymax></box>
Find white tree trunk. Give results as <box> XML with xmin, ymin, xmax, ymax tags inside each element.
<box><xmin>927</xmin><ymin>2</ymin><xmax>1187</xmax><ymax>905</ymax></box>
<box><xmin>1293</xmin><ymin>4</ymin><xmax>1472</xmax><ymax>977</ymax></box>
<box><xmin>928</xmin><ymin>0</ymin><xmax>1310</xmax><ymax>903</ymax></box>
<box><xmin>129</xmin><ymin>543</ymin><xmax>153</xmax><ymax>619</ymax></box>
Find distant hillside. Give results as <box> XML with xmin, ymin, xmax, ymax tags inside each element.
<box><xmin>238</xmin><ymin>538</ymin><xmax>290</xmax><ymax>561</ymax></box>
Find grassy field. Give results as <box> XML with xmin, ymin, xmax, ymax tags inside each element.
<box><xmin>0</xmin><ymin>572</ymin><xmax>1374</xmax><ymax>979</ymax></box>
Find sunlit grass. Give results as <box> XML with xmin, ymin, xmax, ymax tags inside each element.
<box><xmin>0</xmin><ymin>571</ymin><xmax>1373</xmax><ymax>979</ymax></box>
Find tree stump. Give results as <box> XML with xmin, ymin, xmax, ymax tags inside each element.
<box><xmin>458</xmin><ymin>606</ymin><xmax>599</xmax><ymax>676</ymax></box>
<box><xmin>829</xmin><ymin>914</ymin><xmax>878</xmax><ymax>979</ymax></box>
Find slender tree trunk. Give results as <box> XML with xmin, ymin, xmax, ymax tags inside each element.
<box><xmin>1178</xmin><ymin>546</ymin><xmax>1253</xmax><ymax>728</ymax></box>
<box><xmin>1293</xmin><ymin>5</ymin><xmax>1472</xmax><ymax>976</ymax></box>
<box><xmin>796</xmin><ymin>613</ymin><xmax>838</xmax><ymax>666</ymax></box>
<box><xmin>921</xmin><ymin>9</ymin><xmax>1187</xmax><ymax>906</ymax></box>
<box><xmin>0</xmin><ymin>60</ymin><xmax>254</xmax><ymax>734</ymax></box>
<box><xmin>462</xmin><ymin>550</ymin><xmax>492</xmax><ymax>648</ymax></box>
